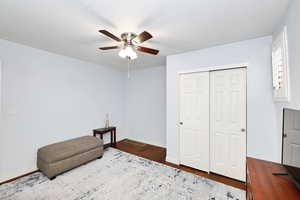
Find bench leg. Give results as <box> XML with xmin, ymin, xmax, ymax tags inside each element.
<box><xmin>50</xmin><ymin>176</ymin><xmax>56</xmax><ymax>181</ymax></box>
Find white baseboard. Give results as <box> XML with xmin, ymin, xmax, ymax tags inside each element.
<box><xmin>0</xmin><ymin>168</ymin><xmax>38</xmax><ymax>184</ymax></box>
<box><xmin>166</xmin><ymin>154</ymin><xmax>180</xmax><ymax>165</ymax></box>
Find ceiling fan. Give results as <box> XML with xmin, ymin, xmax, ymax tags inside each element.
<box><xmin>98</xmin><ymin>30</ymin><xmax>159</xmax><ymax>60</ymax></box>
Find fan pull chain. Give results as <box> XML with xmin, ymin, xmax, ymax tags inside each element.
<box><xmin>127</xmin><ymin>58</ymin><xmax>130</xmax><ymax>79</ymax></box>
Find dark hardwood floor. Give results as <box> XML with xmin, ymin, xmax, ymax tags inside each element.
<box><xmin>115</xmin><ymin>139</ymin><xmax>166</xmax><ymax>163</ymax></box>
<box><xmin>247</xmin><ymin>157</ymin><xmax>300</xmax><ymax>200</ymax></box>
<box><xmin>115</xmin><ymin>139</ymin><xmax>246</xmax><ymax>190</ymax></box>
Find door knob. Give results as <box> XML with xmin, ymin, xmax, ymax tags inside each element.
<box><xmin>179</xmin><ymin>122</ymin><xmax>183</xmax><ymax>125</ymax></box>
<box><xmin>241</xmin><ymin>128</ymin><xmax>246</xmax><ymax>132</ymax></box>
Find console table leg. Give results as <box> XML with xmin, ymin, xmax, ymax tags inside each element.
<box><xmin>110</xmin><ymin>130</ymin><xmax>113</xmax><ymax>147</ymax></box>
<box><xmin>114</xmin><ymin>129</ymin><xmax>116</xmax><ymax>146</ymax></box>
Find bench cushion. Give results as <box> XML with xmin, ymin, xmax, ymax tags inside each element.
<box><xmin>38</xmin><ymin>136</ymin><xmax>102</xmax><ymax>163</ymax></box>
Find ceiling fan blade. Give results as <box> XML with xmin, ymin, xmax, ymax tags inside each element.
<box><xmin>99</xmin><ymin>46</ymin><xmax>120</xmax><ymax>50</ymax></box>
<box><xmin>136</xmin><ymin>46</ymin><xmax>159</xmax><ymax>55</ymax></box>
<box><xmin>99</xmin><ymin>30</ymin><xmax>121</xmax><ymax>42</ymax></box>
<box><xmin>134</xmin><ymin>31</ymin><xmax>153</xmax><ymax>43</ymax></box>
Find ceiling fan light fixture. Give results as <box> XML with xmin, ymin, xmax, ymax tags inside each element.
<box><xmin>118</xmin><ymin>46</ymin><xmax>137</xmax><ymax>60</ymax></box>
<box><xmin>99</xmin><ymin>30</ymin><xmax>159</xmax><ymax>59</ymax></box>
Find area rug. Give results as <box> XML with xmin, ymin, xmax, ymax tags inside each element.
<box><xmin>0</xmin><ymin>148</ymin><xmax>245</xmax><ymax>200</ymax></box>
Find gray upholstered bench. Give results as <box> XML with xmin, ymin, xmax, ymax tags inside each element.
<box><xmin>37</xmin><ymin>136</ymin><xmax>103</xmax><ymax>180</ymax></box>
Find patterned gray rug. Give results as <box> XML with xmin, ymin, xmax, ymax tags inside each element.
<box><xmin>0</xmin><ymin>148</ymin><xmax>245</xmax><ymax>200</ymax></box>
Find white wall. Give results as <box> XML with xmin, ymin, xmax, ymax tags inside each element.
<box><xmin>125</xmin><ymin>66</ymin><xmax>166</xmax><ymax>147</ymax></box>
<box><xmin>273</xmin><ymin>0</ymin><xmax>300</xmax><ymax>160</ymax></box>
<box><xmin>166</xmin><ymin>36</ymin><xmax>280</xmax><ymax>164</ymax></box>
<box><xmin>0</xmin><ymin>39</ymin><xmax>126</xmax><ymax>182</ymax></box>
<box><xmin>0</xmin><ymin>60</ymin><xmax>3</xmax><ymax>180</ymax></box>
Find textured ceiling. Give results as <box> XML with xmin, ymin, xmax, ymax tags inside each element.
<box><xmin>0</xmin><ymin>0</ymin><xmax>291</xmax><ymax>70</ymax></box>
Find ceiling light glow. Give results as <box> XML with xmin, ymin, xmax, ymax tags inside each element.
<box><xmin>118</xmin><ymin>46</ymin><xmax>137</xmax><ymax>60</ymax></box>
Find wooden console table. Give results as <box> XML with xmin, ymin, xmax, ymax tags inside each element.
<box><xmin>247</xmin><ymin>157</ymin><xmax>300</xmax><ymax>200</ymax></box>
<box><xmin>93</xmin><ymin>127</ymin><xmax>116</xmax><ymax>147</ymax></box>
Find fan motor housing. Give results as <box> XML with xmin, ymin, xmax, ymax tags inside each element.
<box><xmin>121</xmin><ymin>32</ymin><xmax>137</xmax><ymax>44</ymax></box>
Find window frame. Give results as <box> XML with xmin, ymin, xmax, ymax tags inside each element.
<box><xmin>272</xmin><ymin>26</ymin><xmax>290</xmax><ymax>102</ymax></box>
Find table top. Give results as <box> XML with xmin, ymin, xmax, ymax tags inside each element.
<box><xmin>93</xmin><ymin>127</ymin><xmax>116</xmax><ymax>132</ymax></box>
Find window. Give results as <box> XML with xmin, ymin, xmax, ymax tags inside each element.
<box><xmin>272</xmin><ymin>26</ymin><xmax>290</xmax><ymax>102</ymax></box>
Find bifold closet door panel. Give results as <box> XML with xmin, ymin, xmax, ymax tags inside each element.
<box><xmin>179</xmin><ymin>72</ymin><xmax>210</xmax><ymax>172</ymax></box>
<box><xmin>210</xmin><ymin>68</ymin><xmax>247</xmax><ymax>182</ymax></box>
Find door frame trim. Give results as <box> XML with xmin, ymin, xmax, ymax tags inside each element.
<box><xmin>176</xmin><ymin>63</ymin><xmax>248</xmax><ymax>173</ymax></box>
<box><xmin>177</xmin><ymin>63</ymin><xmax>248</xmax><ymax>75</ymax></box>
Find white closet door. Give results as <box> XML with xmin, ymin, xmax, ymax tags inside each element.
<box><xmin>210</xmin><ymin>68</ymin><xmax>246</xmax><ymax>181</ymax></box>
<box><xmin>179</xmin><ymin>72</ymin><xmax>210</xmax><ymax>172</ymax></box>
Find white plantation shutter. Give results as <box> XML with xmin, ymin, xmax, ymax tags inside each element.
<box><xmin>272</xmin><ymin>47</ymin><xmax>284</xmax><ymax>90</ymax></box>
<box><xmin>272</xmin><ymin>26</ymin><xmax>290</xmax><ymax>101</ymax></box>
